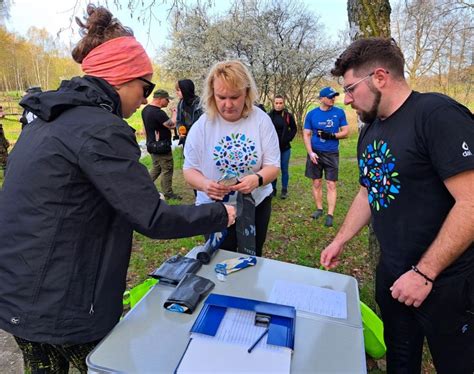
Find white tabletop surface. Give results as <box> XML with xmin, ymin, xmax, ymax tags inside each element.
<box><xmin>87</xmin><ymin>250</ymin><xmax>366</xmax><ymax>373</ymax></box>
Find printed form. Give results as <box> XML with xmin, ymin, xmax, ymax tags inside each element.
<box><xmin>269</xmin><ymin>280</ymin><xmax>347</xmax><ymax>319</ymax></box>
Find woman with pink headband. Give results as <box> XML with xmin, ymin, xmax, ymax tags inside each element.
<box><xmin>0</xmin><ymin>5</ymin><xmax>235</xmax><ymax>372</ymax></box>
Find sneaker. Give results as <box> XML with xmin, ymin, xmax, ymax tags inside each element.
<box><xmin>280</xmin><ymin>190</ymin><xmax>288</xmax><ymax>199</ymax></box>
<box><xmin>165</xmin><ymin>193</ymin><xmax>183</xmax><ymax>200</ymax></box>
<box><xmin>325</xmin><ymin>214</ymin><xmax>334</xmax><ymax>227</ymax></box>
<box><xmin>311</xmin><ymin>209</ymin><xmax>323</xmax><ymax>219</ymax></box>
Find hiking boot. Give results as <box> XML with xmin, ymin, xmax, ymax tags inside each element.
<box><xmin>311</xmin><ymin>209</ymin><xmax>323</xmax><ymax>219</ymax></box>
<box><xmin>165</xmin><ymin>193</ymin><xmax>183</xmax><ymax>201</ymax></box>
<box><xmin>280</xmin><ymin>190</ymin><xmax>288</xmax><ymax>199</ymax></box>
<box><xmin>325</xmin><ymin>214</ymin><xmax>334</xmax><ymax>227</ymax></box>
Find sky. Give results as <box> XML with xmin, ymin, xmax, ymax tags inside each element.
<box><xmin>5</xmin><ymin>0</ymin><xmax>351</xmax><ymax>56</ymax></box>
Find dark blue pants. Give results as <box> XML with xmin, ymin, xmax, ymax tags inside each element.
<box><xmin>376</xmin><ymin>262</ymin><xmax>474</xmax><ymax>373</ymax></box>
<box><xmin>272</xmin><ymin>148</ymin><xmax>291</xmax><ymax>192</ymax></box>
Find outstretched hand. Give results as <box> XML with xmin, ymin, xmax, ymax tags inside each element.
<box><xmin>320</xmin><ymin>241</ymin><xmax>344</xmax><ymax>269</ymax></box>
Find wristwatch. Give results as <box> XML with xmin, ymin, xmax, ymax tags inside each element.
<box><xmin>256</xmin><ymin>173</ymin><xmax>264</xmax><ymax>187</ymax></box>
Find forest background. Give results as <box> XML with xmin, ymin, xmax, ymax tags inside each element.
<box><xmin>0</xmin><ymin>0</ymin><xmax>473</xmax><ymax>372</ymax></box>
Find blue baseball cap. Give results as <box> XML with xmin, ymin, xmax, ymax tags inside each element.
<box><xmin>319</xmin><ymin>86</ymin><xmax>340</xmax><ymax>99</ymax></box>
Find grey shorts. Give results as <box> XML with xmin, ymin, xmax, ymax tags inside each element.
<box><xmin>305</xmin><ymin>151</ymin><xmax>339</xmax><ymax>181</ymax></box>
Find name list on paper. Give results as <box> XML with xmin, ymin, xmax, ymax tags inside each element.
<box><xmin>269</xmin><ymin>280</ymin><xmax>347</xmax><ymax>319</ymax></box>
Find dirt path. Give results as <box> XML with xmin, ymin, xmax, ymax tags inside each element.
<box><xmin>0</xmin><ymin>330</ymin><xmax>23</xmax><ymax>373</ymax></box>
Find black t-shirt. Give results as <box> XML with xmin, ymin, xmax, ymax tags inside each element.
<box><xmin>357</xmin><ymin>91</ymin><xmax>474</xmax><ymax>279</ymax></box>
<box><xmin>141</xmin><ymin>104</ymin><xmax>171</xmax><ymax>144</ymax></box>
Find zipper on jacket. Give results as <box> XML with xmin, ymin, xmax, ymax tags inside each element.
<box><xmin>88</xmin><ymin>237</ymin><xmax>105</xmax><ymax>316</ymax></box>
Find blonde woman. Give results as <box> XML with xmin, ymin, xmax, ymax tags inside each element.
<box><xmin>183</xmin><ymin>60</ymin><xmax>280</xmax><ymax>256</ymax></box>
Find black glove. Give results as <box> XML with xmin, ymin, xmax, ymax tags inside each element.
<box><xmin>317</xmin><ymin>130</ymin><xmax>336</xmax><ymax>140</ymax></box>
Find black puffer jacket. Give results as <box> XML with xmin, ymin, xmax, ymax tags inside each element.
<box><xmin>0</xmin><ymin>76</ymin><xmax>227</xmax><ymax>344</ymax></box>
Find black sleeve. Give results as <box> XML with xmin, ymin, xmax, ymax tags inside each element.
<box><xmin>421</xmin><ymin>101</ymin><xmax>474</xmax><ymax>180</ymax></box>
<box><xmin>176</xmin><ymin>100</ymin><xmax>184</xmax><ymax>126</ymax></box>
<box><xmin>78</xmin><ymin>124</ymin><xmax>228</xmax><ymax>239</ymax></box>
<box><xmin>288</xmin><ymin>113</ymin><xmax>297</xmax><ymax>141</ymax></box>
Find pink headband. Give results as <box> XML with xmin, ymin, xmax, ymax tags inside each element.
<box><xmin>81</xmin><ymin>36</ymin><xmax>153</xmax><ymax>86</ymax></box>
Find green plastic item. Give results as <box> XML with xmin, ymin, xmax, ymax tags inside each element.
<box><xmin>360</xmin><ymin>301</ymin><xmax>386</xmax><ymax>359</ymax></box>
<box><xmin>123</xmin><ymin>278</ymin><xmax>158</xmax><ymax>309</ymax></box>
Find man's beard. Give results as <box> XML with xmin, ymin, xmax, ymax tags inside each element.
<box><xmin>359</xmin><ymin>87</ymin><xmax>381</xmax><ymax>124</ymax></box>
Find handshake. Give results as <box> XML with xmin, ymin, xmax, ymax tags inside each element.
<box><xmin>317</xmin><ymin>130</ymin><xmax>336</xmax><ymax>140</ymax></box>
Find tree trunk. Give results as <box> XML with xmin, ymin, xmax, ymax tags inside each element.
<box><xmin>347</xmin><ymin>0</ymin><xmax>391</xmax><ymax>39</ymax></box>
<box><xmin>347</xmin><ymin>0</ymin><xmax>391</xmax><ymax>300</ymax></box>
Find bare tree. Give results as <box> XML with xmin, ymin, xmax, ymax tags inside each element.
<box><xmin>163</xmin><ymin>0</ymin><xmax>336</xmax><ymax>126</ymax></box>
<box><xmin>392</xmin><ymin>0</ymin><xmax>473</xmax><ymax>103</ymax></box>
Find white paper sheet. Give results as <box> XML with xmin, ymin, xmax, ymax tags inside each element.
<box><xmin>269</xmin><ymin>280</ymin><xmax>347</xmax><ymax>319</ymax></box>
<box><xmin>176</xmin><ymin>337</ymin><xmax>291</xmax><ymax>374</ymax></box>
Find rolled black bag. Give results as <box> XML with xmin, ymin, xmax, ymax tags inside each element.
<box><xmin>149</xmin><ymin>255</ymin><xmax>201</xmax><ymax>285</ymax></box>
<box><xmin>163</xmin><ymin>273</ymin><xmax>215</xmax><ymax>314</ymax></box>
<box><xmin>196</xmin><ymin>230</ymin><xmax>228</xmax><ymax>264</ymax></box>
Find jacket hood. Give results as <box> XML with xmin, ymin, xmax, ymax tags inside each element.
<box><xmin>178</xmin><ymin>79</ymin><xmax>197</xmax><ymax>105</ymax></box>
<box><xmin>20</xmin><ymin>76</ymin><xmax>122</xmax><ymax>122</ymax></box>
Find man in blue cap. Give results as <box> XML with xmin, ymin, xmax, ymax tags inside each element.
<box><xmin>303</xmin><ymin>86</ymin><xmax>349</xmax><ymax>227</ymax></box>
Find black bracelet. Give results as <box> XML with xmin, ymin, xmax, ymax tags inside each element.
<box><xmin>411</xmin><ymin>265</ymin><xmax>434</xmax><ymax>285</ymax></box>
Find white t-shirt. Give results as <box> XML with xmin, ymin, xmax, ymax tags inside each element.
<box><xmin>183</xmin><ymin>107</ymin><xmax>280</xmax><ymax>206</ymax></box>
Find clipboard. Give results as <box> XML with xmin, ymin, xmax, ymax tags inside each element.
<box><xmin>191</xmin><ymin>293</ymin><xmax>296</xmax><ymax>349</ymax></box>
<box><xmin>175</xmin><ymin>294</ymin><xmax>296</xmax><ymax>374</ymax></box>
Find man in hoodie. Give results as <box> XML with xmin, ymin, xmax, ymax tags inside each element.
<box><xmin>175</xmin><ymin>79</ymin><xmax>202</xmax><ymax>147</ymax></box>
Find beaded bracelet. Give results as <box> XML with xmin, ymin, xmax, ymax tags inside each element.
<box><xmin>411</xmin><ymin>265</ymin><xmax>434</xmax><ymax>285</ymax></box>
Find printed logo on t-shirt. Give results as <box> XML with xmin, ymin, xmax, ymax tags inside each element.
<box><xmin>462</xmin><ymin>142</ymin><xmax>472</xmax><ymax>157</ymax></box>
<box><xmin>359</xmin><ymin>140</ymin><xmax>401</xmax><ymax>211</ymax></box>
<box><xmin>213</xmin><ymin>133</ymin><xmax>258</xmax><ymax>176</ymax></box>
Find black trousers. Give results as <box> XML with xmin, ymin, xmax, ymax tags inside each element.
<box><xmin>376</xmin><ymin>262</ymin><xmax>474</xmax><ymax>374</ymax></box>
<box><xmin>14</xmin><ymin>336</ymin><xmax>101</xmax><ymax>374</ymax></box>
<box><xmin>218</xmin><ymin>195</ymin><xmax>272</xmax><ymax>257</ymax></box>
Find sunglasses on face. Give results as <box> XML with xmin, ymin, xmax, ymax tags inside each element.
<box><xmin>137</xmin><ymin>77</ymin><xmax>156</xmax><ymax>98</ymax></box>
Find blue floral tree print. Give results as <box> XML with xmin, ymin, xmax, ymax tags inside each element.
<box><xmin>213</xmin><ymin>133</ymin><xmax>258</xmax><ymax>176</ymax></box>
<box><xmin>359</xmin><ymin>140</ymin><xmax>401</xmax><ymax>211</ymax></box>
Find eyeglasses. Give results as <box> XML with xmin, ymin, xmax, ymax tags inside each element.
<box><xmin>137</xmin><ymin>77</ymin><xmax>156</xmax><ymax>99</ymax></box>
<box><xmin>342</xmin><ymin>72</ymin><xmax>374</xmax><ymax>96</ymax></box>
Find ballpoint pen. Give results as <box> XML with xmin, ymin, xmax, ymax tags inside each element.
<box><xmin>247</xmin><ymin>327</ymin><xmax>269</xmax><ymax>353</ymax></box>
